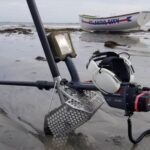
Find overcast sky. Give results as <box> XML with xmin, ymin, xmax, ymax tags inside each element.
<box><xmin>0</xmin><ymin>0</ymin><xmax>150</xmax><ymax>23</ymax></box>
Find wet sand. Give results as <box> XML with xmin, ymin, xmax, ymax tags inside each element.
<box><xmin>0</xmin><ymin>25</ymin><xmax>150</xmax><ymax>149</ymax></box>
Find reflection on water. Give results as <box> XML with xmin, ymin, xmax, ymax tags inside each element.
<box><xmin>79</xmin><ymin>32</ymin><xmax>150</xmax><ymax>57</ymax></box>
<box><xmin>80</xmin><ymin>32</ymin><xmax>140</xmax><ymax>46</ymax></box>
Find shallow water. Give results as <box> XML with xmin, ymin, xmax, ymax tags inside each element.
<box><xmin>0</xmin><ymin>24</ymin><xmax>150</xmax><ymax>149</ymax></box>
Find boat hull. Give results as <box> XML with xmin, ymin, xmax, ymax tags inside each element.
<box><xmin>79</xmin><ymin>11</ymin><xmax>150</xmax><ymax>32</ymax></box>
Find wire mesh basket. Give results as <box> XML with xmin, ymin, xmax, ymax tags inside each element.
<box><xmin>44</xmin><ymin>87</ymin><xmax>104</xmax><ymax>147</ymax></box>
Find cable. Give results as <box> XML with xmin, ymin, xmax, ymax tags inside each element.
<box><xmin>127</xmin><ymin>117</ymin><xmax>150</xmax><ymax>144</ymax></box>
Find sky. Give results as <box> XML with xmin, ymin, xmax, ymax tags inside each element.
<box><xmin>0</xmin><ymin>0</ymin><xmax>150</xmax><ymax>23</ymax></box>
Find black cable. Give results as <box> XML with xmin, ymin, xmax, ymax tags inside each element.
<box><xmin>128</xmin><ymin>117</ymin><xmax>150</xmax><ymax>144</ymax></box>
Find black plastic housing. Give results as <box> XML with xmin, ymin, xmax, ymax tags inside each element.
<box><xmin>137</xmin><ymin>93</ymin><xmax>150</xmax><ymax>112</ymax></box>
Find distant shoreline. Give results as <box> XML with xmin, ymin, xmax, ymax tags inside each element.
<box><xmin>0</xmin><ymin>23</ymin><xmax>82</xmax><ymax>35</ymax></box>
<box><xmin>0</xmin><ymin>27</ymin><xmax>83</xmax><ymax>35</ymax></box>
<box><xmin>0</xmin><ymin>22</ymin><xmax>150</xmax><ymax>35</ymax></box>
<box><xmin>0</xmin><ymin>22</ymin><xmax>80</xmax><ymax>26</ymax></box>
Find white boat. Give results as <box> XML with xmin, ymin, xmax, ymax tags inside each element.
<box><xmin>79</xmin><ymin>11</ymin><xmax>150</xmax><ymax>32</ymax></box>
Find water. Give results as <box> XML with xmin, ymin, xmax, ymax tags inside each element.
<box><xmin>0</xmin><ymin>22</ymin><xmax>80</xmax><ymax>29</ymax></box>
<box><xmin>0</xmin><ymin>23</ymin><xmax>150</xmax><ymax>149</ymax></box>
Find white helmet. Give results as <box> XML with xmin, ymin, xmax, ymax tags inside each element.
<box><xmin>87</xmin><ymin>51</ymin><xmax>135</xmax><ymax>94</ymax></box>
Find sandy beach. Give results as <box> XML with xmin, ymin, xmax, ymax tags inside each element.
<box><xmin>0</xmin><ymin>24</ymin><xmax>150</xmax><ymax>150</ymax></box>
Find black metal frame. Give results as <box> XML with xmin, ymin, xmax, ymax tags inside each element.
<box><xmin>27</xmin><ymin>0</ymin><xmax>60</xmax><ymax>78</ymax></box>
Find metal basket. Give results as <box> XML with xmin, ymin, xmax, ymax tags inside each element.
<box><xmin>44</xmin><ymin>87</ymin><xmax>104</xmax><ymax>147</ymax></box>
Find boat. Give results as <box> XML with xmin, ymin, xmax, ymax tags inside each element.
<box><xmin>79</xmin><ymin>11</ymin><xmax>150</xmax><ymax>32</ymax></box>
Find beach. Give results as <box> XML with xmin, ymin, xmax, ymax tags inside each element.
<box><xmin>0</xmin><ymin>23</ymin><xmax>150</xmax><ymax>150</ymax></box>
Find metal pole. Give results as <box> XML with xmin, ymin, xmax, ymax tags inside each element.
<box><xmin>65</xmin><ymin>57</ymin><xmax>80</xmax><ymax>82</ymax></box>
<box><xmin>26</xmin><ymin>0</ymin><xmax>60</xmax><ymax>78</ymax></box>
<box><xmin>0</xmin><ymin>81</ymin><xmax>54</xmax><ymax>90</ymax></box>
